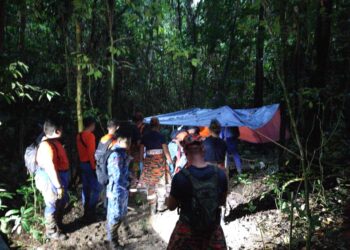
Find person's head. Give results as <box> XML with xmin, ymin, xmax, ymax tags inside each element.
<box><xmin>43</xmin><ymin>118</ymin><xmax>63</xmax><ymax>139</ymax></box>
<box><xmin>150</xmin><ymin>117</ymin><xmax>160</xmax><ymax>131</ymax></box>
<box><xmin>187</xmin><ymin>126</ymin><xmax>200</xmax><ymax>135</ymax></box>
<box><xmin>83</xmin><ymin>117</ymin><xmax>96</xmax><ymax>132</ymax></box>
<box><xmin>132</xmin><ymin>112</ymin><xmax>144</xmax><ymax>125</ymax></box>
<box><xmin>115</xmin><ymin>130</ymin><xmax>131</xmax><ymax>149</ymax></box>
<box><xmin>209</xmin><ymin>119</ymin><xmax>221</xmax><ymax>136</ymax></box>
<box><xmin>181</xmin><ymin>134</ymin><xmax>205</xmax><ymax>163</ymax></box>
<box><xmin>107</xmin><ymin>119</ymin><xmax>119</xmax><ymax>135</ymax></box>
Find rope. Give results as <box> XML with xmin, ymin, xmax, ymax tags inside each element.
<box><xmin>253</xmin><ymin>130</ymin><xmax>301</xmax><ymax>159</ymax></box>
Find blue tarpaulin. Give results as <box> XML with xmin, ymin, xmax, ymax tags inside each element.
<box><xmin>145</xmin><ymin>104</ymin><xmax>279</xmax><ymax>130</ymax></box>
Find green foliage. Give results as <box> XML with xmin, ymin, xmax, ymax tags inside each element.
<box><xmin>232</xmin><ymin>173</ymin><xmax>252</xmax><ymax>185</ymax></box>
<box><xmin>244</xmin><ymin>201</ymin><xmax>257</xmax><ymax>213</ymax></box>
<box><xmin>265</xmin><ymin>172</ymin><xmax>300</xmax><ymax>212</ymax></box>
<box><xmin>0</xmin><ymin>62</ymin><xmax>60</xmax><ymax>104</ymax></box>
<box><xmin>0</xmin><ymin>188</ymin><xmax>13</xmax><ymax>211</ymax></box>
<box><xmin>0</xmin><ymin>177</ymin><xmax>45</xmax><ymax>242</ymax></box>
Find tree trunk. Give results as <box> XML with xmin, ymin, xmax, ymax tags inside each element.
<box><xmin>306</xmin><ymin>0</ymin><xmax>333</xmax><ymax>151</ymax></box>
<box><xmin>64</xmin><ymin>33</ymin><xmax>71</xmax><ymax>98</ymax></box>
<box><xmin>278</xmin><ymin>0</ymin><xmax>288</xmax><ymax>166</ymax></box>
<box><xmin>311</xmin><ymin>0</ymin><xmax>332</xmax><ymax>89</ymax></box>
<box><xmin>18</xmin><ymin>0</ymin><xmax>26</xmax><ymax>158</ymax></box>
<box><xmin>75</xmin><ymin>20</ymin><xmax>83</xmax><ymax>132</ymax></box>
<box><xmin>18</xmin><ymin>0</ymin><xmax>26</xmax><ymax>52</ymax></box>
<box><xmin>221</xmin><ymin>15</ymin><xmax>237</xmax><ymax>94</ymax></box>
<box><xmin>254</xmin><ymin>3</ymin><xmax>264</xmax><ymax>107</ymax></box>
<box><xmin>185</xmin><ymin>0</ymin><xmax>198</xmax><ymax>106</ymax></box>
<box><xmin>106</xmin><ymin>0</ymin><xmax>115</xmax><ymax>118</ymax></box>
<box><xmin>0</xmin><ymin>0</ymin><xmax>5</xmax><ymax>53</ymax></box>
<box><xmin>176</xmin><ymin>0</ymin><xmax>182</xmax><ymax>35</ymax></box>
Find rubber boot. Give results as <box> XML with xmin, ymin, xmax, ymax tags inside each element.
<box><xmin>83</xmin><ymin>208</ymin><xmax>97</xmax><ymax>224</ymax></box>
<box><xmin>55</xmin><ymin>209</ymin><xmax>64</xmax><ymax>231</ymax></box>
<box><xmin>45</xmin><ymin>214</ymin><xmax>67</xmax><ymax>240</ymax></box>
<box><xmin>109</xmin><ymin>223</ymin><xmax>122</xmax><ymax>250</ymax></box>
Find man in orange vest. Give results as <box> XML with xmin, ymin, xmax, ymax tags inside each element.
<box><xmin>76</xmin><ymin>117</ymin><xmax>101</xmax><ymax>219</ymax></box>
<box><xmin>36</xmin><ymin>119</ymin><xmax>69</xmax><ymax>240</ymax></box>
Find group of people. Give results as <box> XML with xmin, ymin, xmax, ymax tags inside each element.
<box><xmin>32</xmin><ymin>112</ymin><xmax>242</xmax><ymax>249</ymax></box>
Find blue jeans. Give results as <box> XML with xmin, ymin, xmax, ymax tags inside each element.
<box><xmin>35</xmin><ymin>169</ymin><xmax>57</xmax><ymax>216</ymax></box>
<box><xmin>80</xmin><ymin>162</ymin><xmax>102</xmax><ymax>211</ymax></box>
<box><xmin>58</xmin><ymin>171</ymin><xmax>70</xmax><ymax>209</ymax></box>
<box><xmin>227</xmin><ymin>139</ymin><xmax>242</xmax><ymax>173</ymax></box>
<box><xmin>233</xmin><ymin>140</ymin><xmax>242</xmax><ymax>173</ymax></box>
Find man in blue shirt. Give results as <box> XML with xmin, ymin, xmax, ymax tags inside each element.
<box><xmin>106</xmin><ymin>132</ymin><xmax>132</xmax><ymax>248</ymax></box>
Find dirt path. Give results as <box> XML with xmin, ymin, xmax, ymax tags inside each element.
<box><xmin>36</xmin><ymin>193</ymin><xmax>167</xmax><ymax>250</ymax></box>
<box><xmin>10</xmin><ymin>165</ymin><xmax>347</xmax><ymax>249</ymax></box>
<box><xmin>31</xmin><ymin>167</ymin><xmax>290</xmax><ymax>250</ymax></box>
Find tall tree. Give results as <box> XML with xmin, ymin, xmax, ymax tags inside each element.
<box><xmin>106</xmin><ymin>0</ymin><xmax>115</xmax><ymax>117</ymax></box>
<box><xmin>60</xmin><ymin>0</ymin><xmax>72</xmax><ymax>98</ymax></box>
<box><xmin>75</xmin><ymin>19</ymin><xmax>83</xmax><ymax>132</ymax></box>
<box><xmin>0</xmin><ymin>0</ymin><xmax>5</xmax><ymax>53</ymax></box>
<box><xmin>254</xmin><ymin>2</ymin><xmax>264</xmax><ymax>107</ymax></box>
<box><xmin>185</xmin><ymin>0</ymin><xmax>199</xmax><ymax>106</ymax></box>
<box><xmin>18</xmin><ymin>0</ymin><xmax>26</xmax><ymax>52</ymax></box>
<box><xmin>306</xmin><ymin>0</ymin><xmax>333</xmax><ymax>151</ymax></box>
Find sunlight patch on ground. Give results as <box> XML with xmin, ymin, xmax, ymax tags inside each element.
<box><xmin>151</xmin><ymin>209</ymin><xmax>289</xmax><ymax>250</ymax></box>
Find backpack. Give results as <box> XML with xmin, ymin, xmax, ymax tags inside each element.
<box><xmin>24</xmin><ymin>142</ymin><xmax>40</xmax><ymax>174</ymax></box>
<box><xmin>179</xmin><ymin>166</ymin><xmax>221</xmax><ymax>233</ymax></box>
<box><xmin>24</xmin><ymin>133</ymin><xmax>57</xmax><ymax>174</ymax></box>
<box><xmin>95</xmin><ymin>138</ymin><xmax>114</xmax><ymax>185</ymax></box>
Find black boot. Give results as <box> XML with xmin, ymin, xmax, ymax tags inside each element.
<box><xmin>55</xmin><ymin>209</ymin><xmax>64</xmax><ymax>230</ymax></box>
<box><xmin>109</xmin><ymin>224</ymin><xmax>122</xmax><ymax>250</ymax></box>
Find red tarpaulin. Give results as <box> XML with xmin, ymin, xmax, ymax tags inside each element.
<box><xmin>239</xmin><ymin>109</ymin><xmax>289</xmax><ymax>143</ymax></box>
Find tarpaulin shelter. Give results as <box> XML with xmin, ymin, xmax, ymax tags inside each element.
<box><xmin>144</xmin><ymin>104</ymin><xmax>288</xmax><ymax>143</ymax></box>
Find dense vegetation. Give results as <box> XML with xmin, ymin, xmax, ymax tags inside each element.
<box><xmin>0</xmin><ymin>0</ymin><xmax>349</xmax><ymax>249</ymax></box>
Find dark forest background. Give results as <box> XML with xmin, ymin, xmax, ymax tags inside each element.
<box><xmin>0</xmin><ymin>1</ymin><xmax>349</xmax><ymax>247</ymax></box>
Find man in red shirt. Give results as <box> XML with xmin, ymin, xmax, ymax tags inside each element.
<box><xmin>76</xmin><ymin>117</ymin><xmax>101</xmax><ymax>219</ymax></box>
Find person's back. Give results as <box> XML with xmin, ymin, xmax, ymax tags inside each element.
<box><xmin>106</xmin><ymin>145</ymin><xmax>129</xmax><ymax>206</ymax></box>
<box><xmin>203</xmin><ymin>136</ymin><xmax>227</xmax><ymax>163</ymax></box>
<box><xmin>203</xmin><ymin>119</ymin><xmax>228</xmax><ymax>173</ymax></box>
<box><xmin>106</xmin><ymin>135</ymin><xmax>131</xmax><ymax>248</ymax></box>
<box><xmin>141</xmin><ymin>130</ymin><xmax>165</xmax><ymax>150</ymax></box>
<box><xmin>76</xmin><ymin>130</ymin><xmax>96</xmax><ymax>169</ymax></box>
<box><xmin>167</xmin><ymin>134</ymin><xmax>228</xmax><ymax>250</ymax></box>
<box><xmin>76</xmin><ymin>117</ymin><xmax>101</xmax><ymax>218</ymax></box>
<box><xmin>172</xmin><ymin>165</ymin><xmax>227</xmax><ymax>230</ymax></box>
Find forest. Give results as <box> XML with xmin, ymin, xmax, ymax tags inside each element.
<box><xmin>0</xmin><ymin>0</ymin><xmax>349</xmax><ymax>249</ymax></box>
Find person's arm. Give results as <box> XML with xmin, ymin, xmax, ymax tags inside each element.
<box><xmin>37</xmin><ymin>142</ymin><xmax>61</xmax><ymax>189</ymax></box>
<box><xmin>166</xmin><ymin>195</ymin><xmax>179</xmax><ymax>211</ymax></box>
<box><xmin>109</xmin><ymin>153</ymin><xmax>121</xmax><ymax>180</ymax></box>
<box><xmin>87</xmin><ymin>133</ymin><xmax>96</xmax><ymax>169</ymax></box>
<box><xmin>162</xmin><ymin>144</ymin><xmax>173</xmax><ymax>164</ymax></box>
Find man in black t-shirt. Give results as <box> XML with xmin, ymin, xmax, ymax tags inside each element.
<box><xmin>166</xmin><ymin>134</ymin><xmax>228</xmax><ymax>250</ymax></box>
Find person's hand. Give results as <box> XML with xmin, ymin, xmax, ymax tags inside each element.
<box><xmin>57</xmin><ymin>187</ymin><xmax>64</xmax><ymax>200</ymax></box>
<box><xmin>168</xmin><ymin>163</ymin><xmax>174</xmax><ymax>175</ymax></box>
